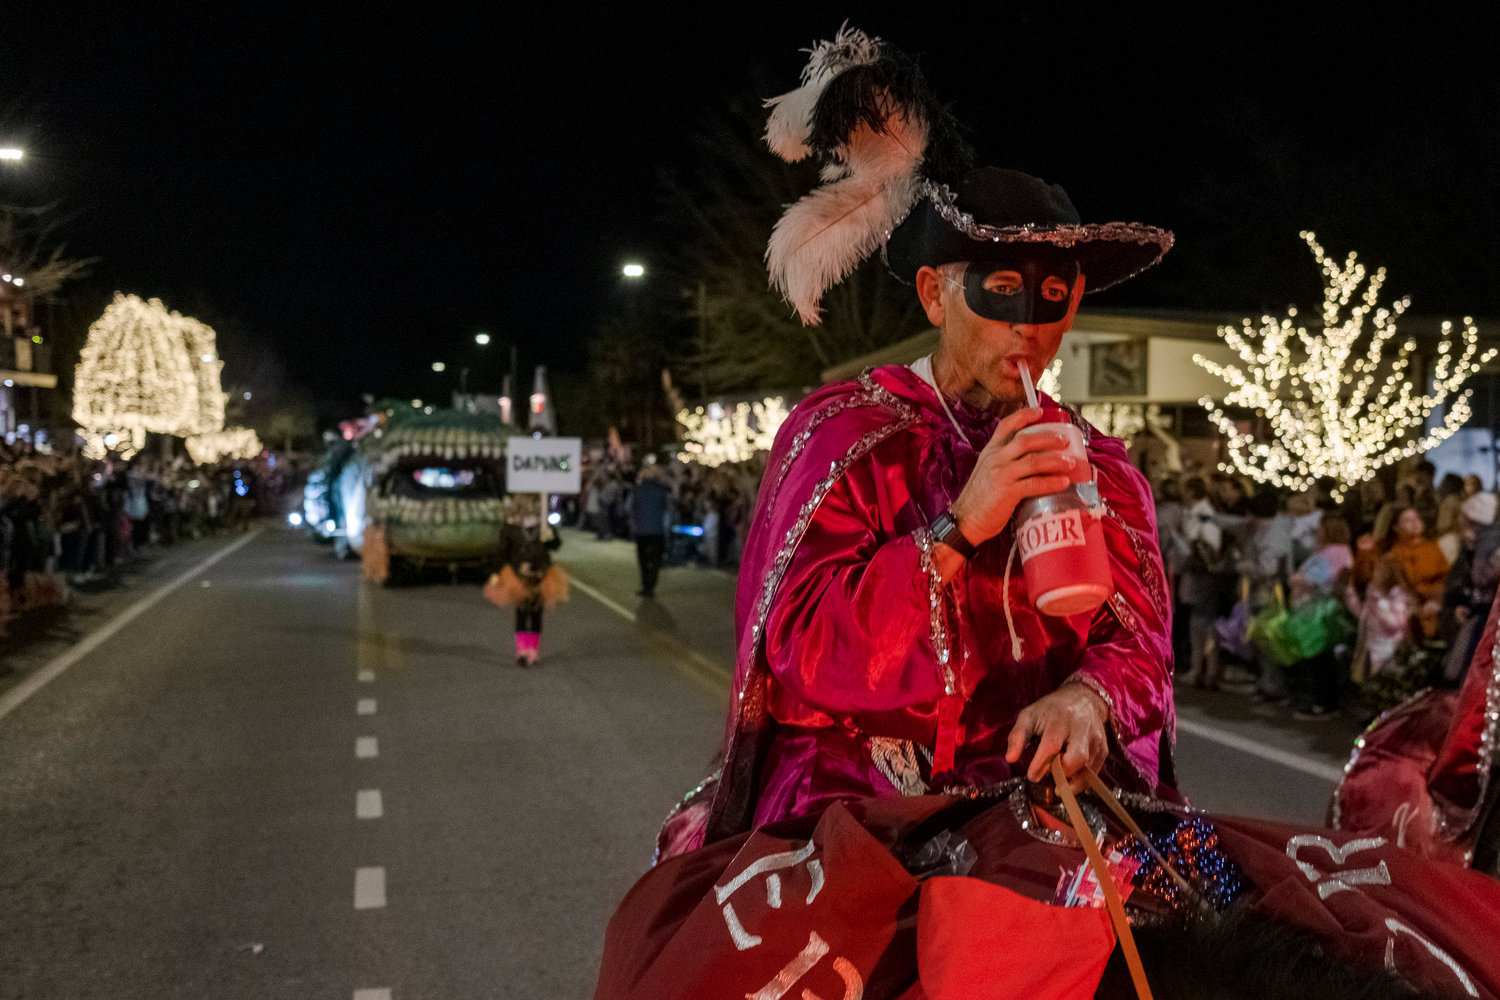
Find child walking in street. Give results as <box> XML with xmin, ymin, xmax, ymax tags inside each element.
<box><xmin>487</xmin><ymin>494</ymin><xmax>566</xmax><ymax>666</ymax></box>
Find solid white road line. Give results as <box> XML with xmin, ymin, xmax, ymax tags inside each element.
<box><xmin>353</xmin><ymin>867</ymin><xmax>386</xmax><ymax>909</ymax></box>
<box><xmin>1176</xmin><ymin>716</ymin><xmax>1347</xmax><ymax>783</ymax></box>
<box><xmin>358</xmin><ymin>669</ymin><xmax>375</xmax><ymax>683</ymax></box>
<box><xmin>566</xmin><ymin>574</ymin><xmax>638</xmax><ymax>623</ymax></box>
<box><xmin>353</xmin><ymin>990</ymin><xmax>392</xmax><ymax>1000</ymax></box>
<box><xmin>355</xmin><ymin>736</ymin><xmax>379</xmax><ymax>759</ymax></box>
<box><xmin>565</xmin><ymin>574</ymin><xmax>729</xmax><ymax>694</ymax></box>
<box><xmin>357</xmin><ymin>698</ymin><xmax>376</xmax><ymax>716</ymax></box>
<box><xmin>356</xmin><ymin>789</ymin><xmax>383</xmax><ymax>820</ymax></box>
<box><xmin>0</xmin><ymin>529</ymin><xmax>265</xmax><ymax>723</ymax></box>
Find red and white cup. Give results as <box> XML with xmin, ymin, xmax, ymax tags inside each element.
<box><xmin>1012</xmin><ymin>418</ymin><xmax>1112</xmax><ymax>616</ymax></box>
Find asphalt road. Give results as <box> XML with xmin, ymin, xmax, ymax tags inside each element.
<box><xmin>0</xmin><ymin>524</ymin><xmax>1368</xmax><ymax>998</ymax></box>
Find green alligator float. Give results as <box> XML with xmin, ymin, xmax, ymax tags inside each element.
<box><xmin>350</xmin><ymin>407</ymin><xmax>518</xmax><ymax>583</ymax></box>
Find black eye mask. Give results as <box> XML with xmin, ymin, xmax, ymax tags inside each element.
<box><xmin>960</xmin><ymin>259</ymin><xmax>1080</xmax><ymax>325</ymax></box>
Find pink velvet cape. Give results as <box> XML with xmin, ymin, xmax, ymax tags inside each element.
<box><xmin>704</xmin><ymin>365</ymin><xmax>1177</xmax><ymax>842</ymax></box>
<box><xmin>1334</xmin><ymin>580</ymin><xmax>1500</xmax><ymax>865</ymax></box>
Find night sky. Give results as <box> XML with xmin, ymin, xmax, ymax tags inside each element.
<box><xmin>4</xmin><ymin>4</ymin><xmax>1498</xmax><ymax>421</ymax></box>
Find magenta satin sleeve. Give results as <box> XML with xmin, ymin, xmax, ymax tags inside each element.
<box><xmin>1069</xmin><ymin>459</ymin><xmax>1174</xmax><ymax>759</ymax></box>
<box><xmin>760</xmin><ymin>471</ymin><xmax>945</xmax><ymax>720</ymax></box>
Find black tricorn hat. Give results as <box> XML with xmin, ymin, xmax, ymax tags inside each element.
<box><xmin>885</xmin><ymin>167</ymin><xmax>1173</xmax><ymax>293</ymax></box>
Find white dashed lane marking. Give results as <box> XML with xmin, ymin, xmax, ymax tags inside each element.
<box><xmin>358</xmin><ymin>669</ymin><xmax>375</xmax><ymax>683</ymax></box>
<box><xmin>353</xmin><ymin>991</ymin><xmax>391</xmax><ymax>1000</ymax></box>
<box><xmin>355</xmin><ymin>737</ymin><xmax>379</xmax><ymax>759</ymax></box>
<box><xmin>354</xmin><ymin>867</ymin><xmax>386</xmax><ymax>909</ymax></box>
<box><xmin>357</xmin><ymin>698</ymin><xmax>376</xmax><ymax>716</ymax></box>
<box><xmin>356</xmin><ymin>790</ymin><xmax>383</xmax><ymax>820</ymax></box>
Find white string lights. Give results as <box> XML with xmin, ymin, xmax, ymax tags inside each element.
<box><xmin>186</xmin><ymin>427</ymin><xmax>263</xmax><ymax>464</ymax></box>
<box><xmin>73</xmin><ymin>293</ymin><xmax>235</xmax><ymax>460</ymax></box>
<box><xmin>676</xmin><ymin>396</ymin><xmax>791</xmax><ymax>466</ymax></box>
<box><xmin>1194</xmin><ymin>232</ymin><xmax>1495</xmax><ymax>498</ymax></box>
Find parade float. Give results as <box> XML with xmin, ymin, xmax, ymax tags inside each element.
<box><xmin>305</xmin><ymin>407</ymin><xmax>515</xmax><ymax>583</ymax></box>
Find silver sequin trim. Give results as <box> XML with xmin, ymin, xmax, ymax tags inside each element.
<box><xmin>1434</xmin><ymin>609</ymin><xmax>1500</xmax><ymax>851</ymax></box>
<box><xmin>1009</xmin><ymin>785</ymin><xmax>1079</xmax><ymax>846</ymax></box>
<box><xmin>1066</xmin><ymin>672</ymin><xmax>1117</xmax><ymax>726</ymax></box>
<box><xmin>914</xmin><ymin>526</ymin><xmax>957</xmax><ymax>695</ymax></box>
<box><xmin>1481</xmin><ymin>620</ymin><xmax>1500</xmax><ymax>813</ymax></box>
<box><xmin>919</xmin><ymin>179</ymin><xmax>1174</xmax><ymax>285</ymax></box>
<box><xmin>1103</xmin><ymin>506</ymin><xmax>1171</xmax><ymax>626</ymax></box>
<box><xmin>748</xmin><ymin>410</ymin><xmax>920</xmax><ymax>659</ymax></box>
<box><xmin>758</xmin><ymin>371</ymin><xmax>908</xmax><ymax>521</ymax></box>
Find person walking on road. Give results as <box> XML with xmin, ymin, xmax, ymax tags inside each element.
<box><xmin>628</xmin><ymin>465</ymin><xmax>670</xmax><ymax>598</ymax></box>
<box><xmin>491</xmin><ymin>494</ymin><xmax>564</xmax><ymax>666</ymax></box>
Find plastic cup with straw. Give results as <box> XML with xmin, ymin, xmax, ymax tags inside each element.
<box><xmin>1018</xmin><ymin>363</ymin><xmax>1040</xmax><ymax>410</ymax></box>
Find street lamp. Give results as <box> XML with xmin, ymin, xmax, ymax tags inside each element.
<box><xmin>0</xmin><ymin>148</ymin><xmax>22</xmax><ymax>161</ymax></box>
<box><xmin>474</xmin><ymin>332</ymin><xmax>491</xmax><ymax>346</ymax></box>
<box><xmin>622</xmin><ymin>263</ymin><xmax>645</xmax><ymax>279</ymax></box>
<box><xmin>432</xmin><ymin>361</ymin><xmax>446</xmax><ymax>372</ymax></box>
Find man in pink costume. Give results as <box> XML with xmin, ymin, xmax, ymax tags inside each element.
<box><xmin>701</xmin><ymin>163</ymin><xmax>1179</xmax><ymax>843</ymax></box>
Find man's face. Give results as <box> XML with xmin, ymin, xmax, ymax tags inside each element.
<box><xmin>921</xmin><ymin>256</ymin><xmax>1084</xmax><ymax>406</ymax></box>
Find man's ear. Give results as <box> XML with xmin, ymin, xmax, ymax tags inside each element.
<box><xmin>915</xmin><ymin>266</ymin><xmax>946</xmax><ymax>326</ymax></box>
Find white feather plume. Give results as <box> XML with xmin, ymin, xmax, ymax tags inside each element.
<box><xmin>767</xmin><ymin>110</ymin><xmax>928</xmax><ymax>324</ymax></box>
<box><xmin>763</xmin><ymin>25</ymin><xmax>882</xmax><ymax>163</ymax></box>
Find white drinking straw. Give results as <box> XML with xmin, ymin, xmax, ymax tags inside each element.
<box><xmin>1018</xmin><ymin>363</ymin><xmax>1039</xmax><ymax>409</ymax></box>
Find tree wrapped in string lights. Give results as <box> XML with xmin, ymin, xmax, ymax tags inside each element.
<box><xmin>676</xmin><ymin>396</ymin><xmax>791</xmax><ymax>467</ymax></box>
<box><xmin>1194</xmin><ymin>233</ymin><xmax>1495</xmax><ymax>497</ymax></box>
<box><xmin>186</xmin><ymin>427</ymin><xmax>262</xmax><ymax>464</ymax></box>
<box><xmin>73</xmin><ymin>293</ymin><xmax>229</xmax><ymax>458</ymax></box>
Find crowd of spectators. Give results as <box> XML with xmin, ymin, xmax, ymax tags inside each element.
<box><xmin>0</xmin><ymin>438</ymin><xmax>290</xmax><ymax>639</ymax></box>
<box><xmin>571</xmin><ymin>446</ymin><xmax>1497</xmax><ymax>725</ymax></box>
<box><xmin>1155</xmin><ymin>458</ymin><xmax>1498</xmax><ymax>721</ymax></box>
<box><xmin>574</xmin><ymin>453</ymin><xmax>768</xmax><ymax>569</ymax></box>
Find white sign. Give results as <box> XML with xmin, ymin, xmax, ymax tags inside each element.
<box><xmin>506</xmin><ymin>436</ymin><xmax>582</xmax><ymax>494</ymax></box>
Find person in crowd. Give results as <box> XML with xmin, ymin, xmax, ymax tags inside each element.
<box><xmin>492</xmin><ymin>493</ymin><xmax>563</xmax><ymax>666</ymax></box>
<box><xmin>582</xmin><ymin>472</ymin><xmax>604</xmax><ymax>537</ymax></box>
<box><xmin>1434</xmin><ymin>476</ymin><xmax>1468</xmax><ymax>565</ymax></box>
<box><xmin>1385</xmin><ymin>506</ymin><xmax>1449</xmax><ymax>640</ymax></box>
<box><xmin>1154</xmin><ymin>477</ymin><xmax>1190</xmax><ymax>670</ymax></box>
<box><xmin>1342</xmin><ymin>475</ymin><xmax>1387</xmax><ymax>543</ymax></box>
<box><xmin>1439</xmin><ymin>491</ymin><xmax>1500</xmax><ymax>684</ymax></box>
<box><xmin>1286</xmin><ymin>513</ymin><xmax>1354</xmax><ymax>719</ymax></box>
<box><xmin>1227</xmin><ymin>486</ymin><xmax>1297</xmax><ymax>702</ymax></box>
<box><xmin>1180</xmin><ymin>477</ymin><xmax>1237</xmax><ymax>689</ymax></box>
<box><xmin>1349</xmin><ymin>554</ymin><xmax>1417</xmax><ymax>679</ymax></box>
<box><xmin>627</xmin><ymin>464</ymin><xmax>670</xmax><ymax>598</ymax></box>
<box><xmin>1406</xmin><ymin>459</ymin><xmax>1440</xmax><ymax>531</ymax></box>
<box><xmin>1285</xmin><ymin>488</ymin><xmax>1323</xmax><ymax>568</ymax></box>
<box><xmin>1289</xmin><ymin>513</ymin><xmax>1354</xmax><ymax>607</ymax></box>
<box><xmin>1211</xmin><ymin>471</ymin><xmax>1249</xmax><ymax>515</ymax></box>
<box><xmin>1352</xmin><ymin>482</ymin><xmax>1413</xmax><ymax>594</ymax></box>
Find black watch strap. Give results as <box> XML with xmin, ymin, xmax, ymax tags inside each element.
<box><xmin>929</xmin><ymin>509</ymin><xmax>976</xmax><ymax>559</ymax></box>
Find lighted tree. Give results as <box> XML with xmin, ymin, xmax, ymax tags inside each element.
<box><xmin>73</xmin><ymin>293</ymin><xmax>227</xmax><ymax>458</ymax></box>
<box><xmin>1194</xmin><ymin>232</ymin><xmax>1495</xmax><ymax>497</ymax></box>
<box><xmin>676</xmin><ymin>396</ymin><xmax>790</xmax><ymax>467</ymax></box>
<box><xmin>178</xmin><ymin>312</ymin><xmax>227</xmax><ymax>436</ymax></box>
<box><xmin>186</xmin><ymin>427</ymin><xmax>262</xmax><ymax>464</ymax></box>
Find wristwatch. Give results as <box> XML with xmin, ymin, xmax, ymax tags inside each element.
<box><xmin>929</xmin><ymin>509</ymin><xmax>976</xmax><ymax>559</ymax></box>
